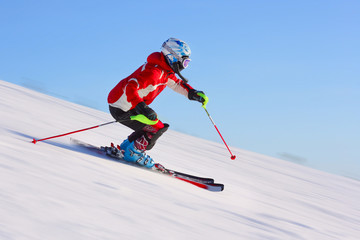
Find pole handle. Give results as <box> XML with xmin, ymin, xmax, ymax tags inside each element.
<box><xmin>197</xmin><ymin>92</ymin><xmax>209</xmax><ymax>110</ymax></box>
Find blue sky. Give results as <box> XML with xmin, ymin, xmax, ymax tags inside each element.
<box><xmin>1</xmin><ymin>0</ymin><xmax>359</xmax><ymax>179</ymax></box>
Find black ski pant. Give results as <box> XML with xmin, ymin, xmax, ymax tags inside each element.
<box><xmin>109</xmin><ymin>105</ymin><xmax>169</xmax><ymax>150</ymax></box>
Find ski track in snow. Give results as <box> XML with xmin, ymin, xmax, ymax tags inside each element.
<box><xmin>0</xmin><ymin>80</ymin><xmax>359</xmax><ymax>240</ymax></box>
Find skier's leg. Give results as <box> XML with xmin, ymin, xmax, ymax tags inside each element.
<box><xmin>109</xmin><ymin>105</ymin><xmax>168</xmax><ymax>168</ymax></box>
<box><xmin>107</xmin><ymin>106</ymin><xmax>144</xmax><ymax>157</ymax></box>
<box><xmin>109</xmin><ymin>105</ymin><xmax>145</xmax><ymax>130</ymax></box>
<box><xmin>122</xmin><ymin>121</ymin><xmax>168</xmax><ymax>168</ymax></box>
<box><xmin>143</xmin><ymin>123</ymin><xmax>169</xmax><ymax>150</ymax></box>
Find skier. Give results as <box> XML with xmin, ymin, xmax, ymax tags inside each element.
<box><xmin>107</xmin><ymin>38</ymin><xmax>208</xmax><ymax>168</ymax></box>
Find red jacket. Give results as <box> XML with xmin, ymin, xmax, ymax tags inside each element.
<box><xmin>108</xmin><ymin>52</ymin><xmax>193</xmax><ymax>112</ymax></box>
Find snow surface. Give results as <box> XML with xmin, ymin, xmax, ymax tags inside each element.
<box><xmin>0</xmin><ymin>79</ymin><xmax>359</xmax><ymax>240</ymax></box>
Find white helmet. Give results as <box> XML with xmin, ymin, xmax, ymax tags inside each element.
<box><xmin>161</xmin><ymin>38</ymin><xmax>191</xmax><ymax>72</ymax></box>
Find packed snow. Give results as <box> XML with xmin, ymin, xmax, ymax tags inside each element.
<box><xmin>0</xmin><ymin>80</ymin><xmax>359</xmax><ymax>240</ymax></box>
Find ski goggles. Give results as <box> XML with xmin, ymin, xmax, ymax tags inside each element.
<box><xmin>181</xmin><ymin>57</ymin><xmax>191</xmax><ymax>69</ymax></box>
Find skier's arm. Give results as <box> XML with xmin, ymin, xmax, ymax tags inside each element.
<box><xmin>133</xmin><ymin>102</ymin><xmax>157</xmax><ymax>120</ymax></box>
<box><xmin>125</xmin><ymin>68</ymin><xmax>161</xmax><ymax>110</ymax></box>
<box><xmin>124</xmin><ymin>79</ymin><xmax>143</xmax><ymax>109</ymax></box>
<box><xmin>167</xmin><ymin>77</ymin><xmax>192</xmax><ymax>97</ymax></box>
<box><xmin>168</xmin><ymin>76</ymin><xmax>209</xmax><ymax>106</ymax></box>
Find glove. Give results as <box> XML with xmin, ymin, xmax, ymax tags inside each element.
<box><xmin>134</xmin><ymin>102</ymin><xmax>158</xmax><ymax>121</ymax></box>
<box><xmin>188</xmin><ymin>89</ymin><xmax>208</xmax><ymax>104</ymax></box>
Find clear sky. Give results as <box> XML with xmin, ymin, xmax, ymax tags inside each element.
<box><xmin>1</xmin><ymin>0</ymin><xmax>359</xmax><ymax>179</ymax></box>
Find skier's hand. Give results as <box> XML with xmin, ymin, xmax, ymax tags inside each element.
<box><xmin>134</xmin><ymin>102</ymin><xmax>158</xmax><ymax>121</ymax></box>
<box><xmin>188</xmin><ymin>89</ymin><xmax>209</xmax><ymax>107</ymax></box>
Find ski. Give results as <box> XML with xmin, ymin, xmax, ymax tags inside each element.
<box><xmin>71</xmin><ymin>138</ymin><xmax>224</xmax><ymax>192</ymax></box>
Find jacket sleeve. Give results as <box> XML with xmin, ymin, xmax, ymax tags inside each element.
<box><xmin>167</xmin><ymin>75</ymin><xmax>194</xmax><ymax>98</ymax></box>
<box><xmin>123</xmin><ymin>78</ymin><xmax>143</xmax><ymax>110</ymax></box>
<box><xmin>124</xmin><ymin>66</ymin><xmax>163</xmax><ymax>110</ymax></box>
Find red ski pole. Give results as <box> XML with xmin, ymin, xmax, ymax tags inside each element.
<box><xmin>31</xmin><ymin>114</ymin><xmax>159</xmax><ymax>144</ymax></box>
<box><xmin>198</xmin><ymin>93</ymin><xmax>236</xmax><ymax>160</ymax></box>
<box><xmin>32</xmin><ymin>121</ymin><xmax>117</xmax><ymax>144</ymax></box>
<box><xmin>204</xmin><ymin>108</ymin><xmax>236</xmax><ymax>160</ymax></box>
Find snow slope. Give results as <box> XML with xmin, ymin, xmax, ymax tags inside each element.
<box><xmin>0</xmin><ymin>80</ymin><xmax>359</xmax><ymax>240</ymax></box>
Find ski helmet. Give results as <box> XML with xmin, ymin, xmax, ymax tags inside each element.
<box><xmin>161</xmin><ymin>38</ymin><xmax>191</xmax><ymax>72</ymax></box>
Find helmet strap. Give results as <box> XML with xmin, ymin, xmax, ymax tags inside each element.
<box><xmin>173</xmin><ymin>62</ymin><xmax>189</xmax><ymax>83</ymax></box>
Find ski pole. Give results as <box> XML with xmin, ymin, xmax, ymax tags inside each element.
<box><xmin>31</xmin><ymin>114</ymin><xmax>159</xmax><ymax>144</ymax></box>
<box><xmin>198</xmin><ymin>93</ymin><xmax>236</xmax><ymax>160</ymax></box>
<box><xmin>204</xmin><ymin>108</ymin><xmax>236</xmax><ymax>160</ymax></box>
<box><xmin>32</xmin><ymin>120</ymin><xmax>118</xmax><ymax>144</ymax></box>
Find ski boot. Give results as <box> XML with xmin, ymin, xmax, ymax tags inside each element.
<box><xmin>122</xmin><ymin>138</ymin><xmax>155</xmax><ymax>168</ymax></box>
<box><xmin>119</xmin><ymin>139</ymin><xmax>131</xmax><ymax>152</ymax></box>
